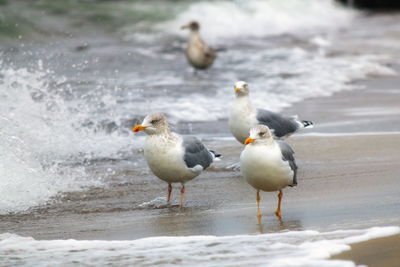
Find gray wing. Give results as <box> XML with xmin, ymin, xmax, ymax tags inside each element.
<box><xmin>277</xmin><ymin>140</ymin><xmax>298</xmax><ymax>186</ymax></box>
<box><xmin>205</xmin><ymin>48</ymin><xmax>216</xmax><ymax>60</ymax></box>
<box><xmin>182</xmin><ymin>136</ymin><xmax>213</xmax><ymax>170</ymax></box>
<box><xmin>256</xmin><ymin>109</ymin><xmax>300</xmax><ymax>138</ymax></box>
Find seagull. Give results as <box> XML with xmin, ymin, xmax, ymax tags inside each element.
<box><xmin>181</xmin><ymin>21</ymin><xmax>216</xmax><ymax>70</ymax></box>
<box><xmin>229</xmin><ymin>81</ymin><xmax>313</xmax><ymax>144</ymax></box>
<box><xmin>240</xmin><ymin>125</ymin><xmax>297</xmax><ymax>223</ymax></box>
<box><xmin>133</xmin><ymin>113</ymin><xmax>220</xmax><ymax>207</ymax></box>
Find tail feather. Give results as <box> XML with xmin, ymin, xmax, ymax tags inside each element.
<box><xmin>301</xmin><ymin>120</ymin><xmax>314</xmax><ymax>128</ymax></box>
<box><xmin>209</xmin><ymin>150</ymin><xmax>221</xmax><ymax>160</ymax></box>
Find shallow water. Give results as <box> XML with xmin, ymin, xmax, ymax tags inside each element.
<box><xmin>0</xmin><ymin>0</ymin><xmax>400</xmax><ymax>266</ymax></box>
<box><xmin>1</xmin><ymin>0</ymin><xmax>399</xmax><ymax>213</ymax></box>
<box><xmin>0</xmin><ymin>226</ymin><xmax>398</xmax><ymax>267</ymax></box>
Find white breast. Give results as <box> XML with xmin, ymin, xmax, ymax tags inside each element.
<box><xmin>144</xmin><ymin>134</ymin><xmax>198</xmax><ymax>184</ymax></box>
<box><xmin>229</xmin><ymin>97</ymin><xmax>258</xmax><ymax>143</ymax></box>
<box><xmin>240</xmin><ymin>142</ymin><xmax>293</xmax><ymax>192</ymax></box>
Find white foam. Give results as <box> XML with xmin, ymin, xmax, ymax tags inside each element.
<box><xmin>121</xmin><ymin>2</ymin><xmax>397</xmax><ymax>125</ymax></box>
<box><xmin>162</xmin><ymin>0</ymin><xmax>354</xmax><ymax>43</ymax></box>
<box><xmin>138</xmin><ymin>197</ymin><xmax>169</xmax><ymax>208</ymax></box>
<box><xmin>0</xmin><ymin>65</ymin><xmax>140</xmax><ymax>214</ymax></box>
<box><xmin>124</xmin><ymin>50</ymin><xmax>397</xmax><ymax>123</ymax></box>
<box><xmin>0</xmin><ymin>226</ymin><xmax>398</xmax><ymax>267</ymax></box>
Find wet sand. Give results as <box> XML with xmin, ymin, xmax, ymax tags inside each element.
<box><xmin>331</xmin><ymin>234</ymin><xmax>400</xmax><ymax>267</ymax></box>
<box><xmin>2</xmin><ymin>132</ymin><xmax>399</xmax><ymax>240</ymax></box>
<box><xmin>0</xmin><ymin>76</ymin><xmax>399</xmax><ymax>265</ymax></box>
<box><xmin>292</xmin><ymin>76</ymin><xmax>400</xmax><ymax>266</ymax></box>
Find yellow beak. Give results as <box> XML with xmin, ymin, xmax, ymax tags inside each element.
<box><xmin>244</xmin><ymin>137</ymin><xmax>255</xmax><ymax>145</ymax></box>
<box><xmin>234</xmin><ymin>87</ymin><xmax>240</xmax><ymax>93</ymax></box>
<box><xmin>133</xmin><ymin>125</ymin><xmax>146</xmax><ymax>132</ymax></box>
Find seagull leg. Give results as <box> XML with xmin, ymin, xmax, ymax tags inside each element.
<box><xmin>167</xmin><ymin>183</ymin><xmax>172</xmax><ymax>204</ymax></box>
<box><xmin>179</xmin><ymin>184</ymin><xmax>186</xmax><ymax>208</ymax></box>
<box><xmin>275</xmin><ymin>190</ymin><xmax>283</xmax><ymax>218</ymax></box>
<box><xmin>256</xmin><ymin>190</ymin><xmax>262</xmax><ymax>224</ymax></box>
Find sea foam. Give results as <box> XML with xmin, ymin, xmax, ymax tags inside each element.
<box><xmin>162</xmin><ymin>0</ymin><xmax>354</xmax><ymax>43</ymax></box>
<box><xmin>0</xmin><ymin>226</ymin><xmax>398</xmax><ymax>267</ymax></box>
<box><xmin>0</xmin><ymin>64</ymin><xmax>139</xmax><ymax>214</ymax></box>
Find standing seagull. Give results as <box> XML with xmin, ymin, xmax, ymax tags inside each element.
<box><xmin>181</xmin><ymin>21</ymin><xmax>216</xmax><ymax>70</ymax></box>
<box><xmin>133</xmin><ymin>113</ymin><xmax>220</xmax><ymax>207</ymax></box>
<box><xmin>229</xmin><ymin>81</ymin><xmax>313</xmax><ymax>144</ymax></box>
<box><xmin>240</xmin><ymin>125</ymin><xmax>297</xmax><ymax>223</ymax></box>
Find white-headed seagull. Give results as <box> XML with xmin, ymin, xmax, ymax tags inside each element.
<box><xmin>240</xmin><ymin>125</ymin><xmax>297</xmax><ymax>223</ymax></box>
<box><xmin>133</xmin><ymin>113</ymin><xmax>220</xmax><ymax>207</ymax></box>
<box><xmin>229</xmin><ymin>81</ymin><xmax>313</xmax><ymax>144</ymax></box>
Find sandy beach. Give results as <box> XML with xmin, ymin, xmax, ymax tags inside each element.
<box><xmin>332</xmin><ymin>234</ymin><xmax>400</xmax><ymax>267</ymax></box>
<box><xmin>1</xmin><ymin>76</ymin><xmax>399</xmax><ymax>247</ymax></box>
<box><xmin>1</xmin><ymin>77</ymin><xmax>399</xmax><ymax>267</ymax></box>
<box><xmin>1</xmin><ymin>1</ymin><xmax>400</xmax><ymax>265</ymax></box>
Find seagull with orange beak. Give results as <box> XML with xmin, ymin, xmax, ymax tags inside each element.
<box><xmin>240</xmin><ymin>125</ymin><xmax>297</xmax><ymax>223</ymax></box>
<box><xmin>133</xmin><ymin>113</ymin><xmax>220</xmax><ymax>207</ymax></box>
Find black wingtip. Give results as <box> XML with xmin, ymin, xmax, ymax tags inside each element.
<box><xmin>301</xmin><ymin>120</ymin><xmax>314</xmax><ymax>128</ymax></box>
<box><xmin>289</xmin><ymin>179</ymin><xmax>298</xmax><ymax>187</ymax></box>
<box><xmin>209</xmin><ymin>150</ymin><xmax>221</xmax><ymax>158</ymax></box>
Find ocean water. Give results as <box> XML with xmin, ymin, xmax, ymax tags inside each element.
<box><xmin>1</xmin><ymin>0</ymin><xmax>398</xmax><ymax>214</ymax></box>
<box><xmin>0</xmin><ymin>226</ymin><xmax>399</xmax><ymax>267</ymax></box>
<box><xmin>0</xmin><ymin>1</ymin><xmax>400</xmax><ymax>265</ymax></box>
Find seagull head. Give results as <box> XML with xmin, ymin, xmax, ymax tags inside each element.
<box><xmin>181</xmin><ymin>21</ymin><xmax>200</xmax><ymax>31</ymax></box>
<box><xmin>234</xmin><ymin>81</ymin><xmax>250</xmax><ymax>97</ymax></box>
<box><xmin>245</xmin><ymin>125</ymin><xmax>274</xmax><ymax>145</ymax></box>
<box><xmin>133</xmin><ymin>113</ymin><xmax>169</xmax><ymax>135</ymax></box>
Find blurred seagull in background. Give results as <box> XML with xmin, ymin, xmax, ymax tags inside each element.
<box><xmin>229</xmin><ymin>81</ymin><xmax>313</xmax><ymax>144</ymax></box>
<box><xmin>240</xmin><ymin>125</ymin><xmax>297</xmax><ymax>223</ymax></box>
<box><xmin>133</xmin><ymin>113</ymin><xmax>220</xmax><ymax>207</ymax></box>
<box><xmin>181</xmin><ymin>21</ymin><xmax>216</xmax><ymax>70</ymax></box>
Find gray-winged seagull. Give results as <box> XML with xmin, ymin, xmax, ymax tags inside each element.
<box><xmin>133</xmin><ymin>113</ymin><xmax>220</xmax><ymax>207</ymax></box>
<box><xmin>181</xmin><ymin>21</ymin><xmax>216</xmax><ymax>70</ymax></box>
<box><xmin>229</xmin><ymin>81</ymin><xmax>313</xmax><ymax>143</ymax></box>
<box><xmin>240</xmin><ymin>125</ymin><xmax>297</xmax><ymax>223</ymax></box>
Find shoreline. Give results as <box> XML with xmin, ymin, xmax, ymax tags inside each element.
<box><xmin>1</xmin><ymin>4</ymin><xmax>400</xmax><ymax>266</ymax></box>
<box><xmin>1</xmin><ymin>70</ymin><xmax>400</xmax><ymax>267</ymax></box>
<box><xmin>1</xmin><ymin>75</ymin><xmax>400</xmax><ymax>241</ymax></box>
<box><xmin>331</xmin><ymin>234</ymin><xmax>400</xmax><ymax>267</ymax></box>
<box><xmin>287</xmin><ymin>76</ymin><xmax>400</xmax><ymax>266</ymax></box>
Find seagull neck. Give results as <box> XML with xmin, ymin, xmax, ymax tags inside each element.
<box><xmin>235</xmin><ymin>94</ymin><xmax>254</xmax><ymax>113</ymax></box>
<box><xmin>147</xmin><ymin>126</ymin><xmax>172</xmax><ymax>137</ymax></box>
<box><xmin>256</xmin><ymin>138</ymin><xmax>275</xmax><ymax>146</ymax></box>
<box><xmin>189</xmin><ymin>31</ymin><xmax>203</xmax><ymax>44</ymax></box>
<box><xmin>158</xmin><ymin>127</ymin><xmax>172</xmax><ymax>136</ymax></box>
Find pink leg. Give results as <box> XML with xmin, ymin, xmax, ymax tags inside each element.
<box><xmin>167</xmin><ymin>183</ymin><xmax>172</xmax><ymax>203</ymax></box>
<box><xmin>275</xmin><ymin>190</ymin><xmax>283</xmax><ymax>218</ymax></box>
<box><xmin>179</xmin><ymin>184</ymin><xmax>186</xmax><ymax>208</ymax></box>
<box><xmin>256</xmin><ymin>190</ymin><xmax>262</xmax><ymax>224</ymax></box>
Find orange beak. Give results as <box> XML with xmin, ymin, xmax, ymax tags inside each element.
<box><xmin>133</xmin><ymin>125</ymin><xmax>146</xmax><ymax>132</ymax></box>
<box><xmin>244</xmin><ymin>137</ymin><xmax>255</xmax><ymax>145</ymax></box>
<box><xmin>234</xmin><ymin>87</ymin><xmax>240</xmax><ymax>93</ymax></box>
